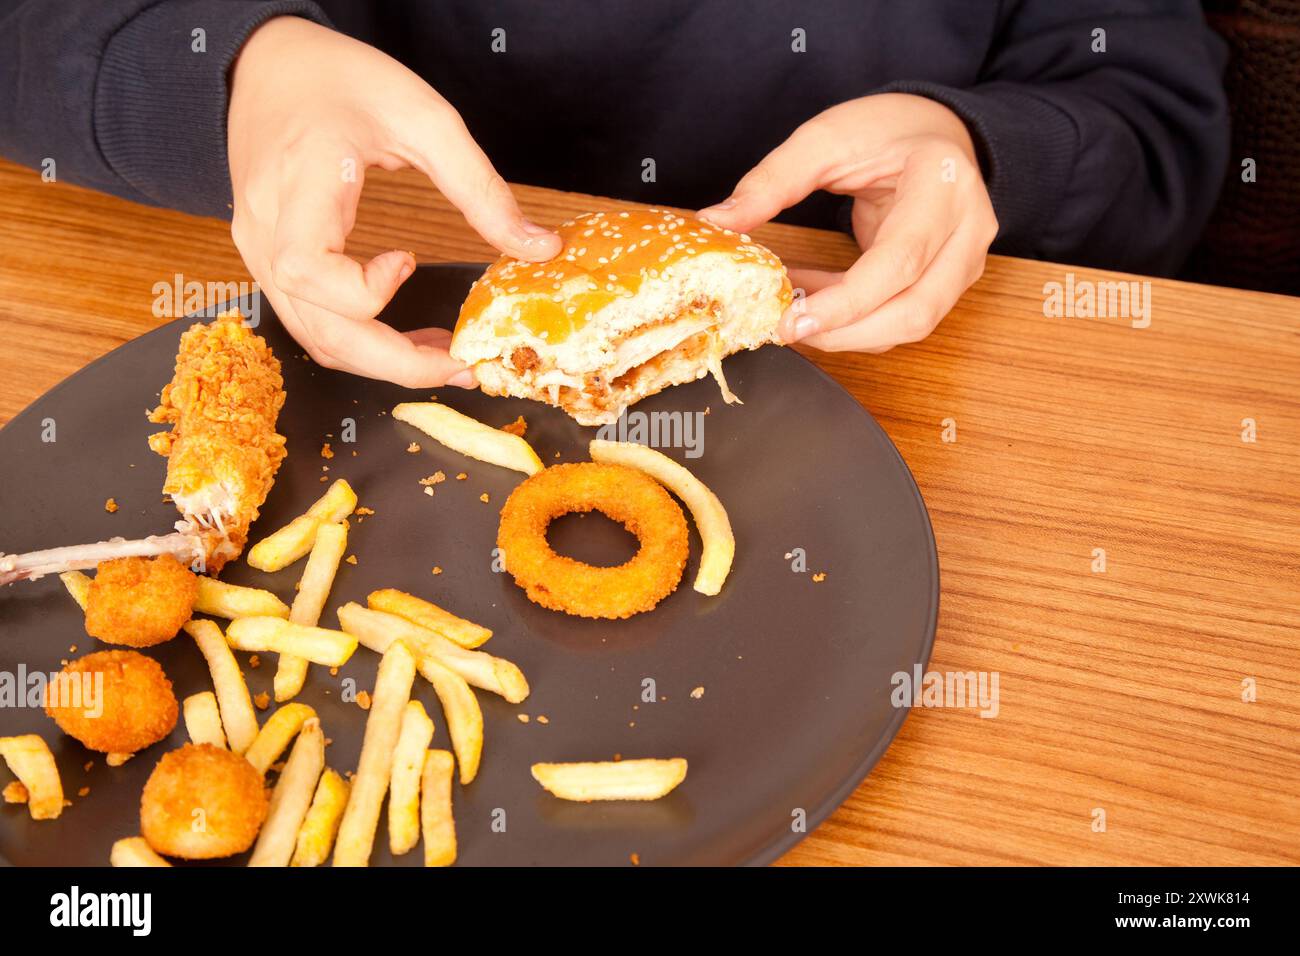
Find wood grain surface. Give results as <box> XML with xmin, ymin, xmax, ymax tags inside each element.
<box><xmin>1</xmin><ymin>156</ymin><xmax>1297</xmax><ymax>866</ymax></box>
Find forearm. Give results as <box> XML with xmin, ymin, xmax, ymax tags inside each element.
<box><xmin>0</xmin><ymin>0</ymin><xmax>329</xmax><ymax>217</ymax></box>
<box><xmin>879</xmin><ymin>2</ymin><xmax>1230</xmax><ymax>274</ymax></box>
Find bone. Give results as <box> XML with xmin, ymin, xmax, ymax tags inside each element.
<box><xmin>0</xmin><ymin>533</ymin><xmax>201</xmax><ymax>586</ymax></box>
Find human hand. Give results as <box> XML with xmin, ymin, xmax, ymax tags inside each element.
<box><xmin>227</xmin><ymin>17</ymin><xmax>562</xmax><ymax>386</ymax></box>
<box><xmin>700</xmin><ymin>93</ymin><xmax>997</xmax><ymax>352</ymax></box>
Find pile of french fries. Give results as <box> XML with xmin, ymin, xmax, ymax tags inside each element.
<box><xmin>33</xmin><ymin>421</ymin><xmax>694</xmax><ymax>869</ymax></box>
<box><xmin>84</xmin><ymin>477</ymin><xmax>515</xmax><ymax>867</ymax></box>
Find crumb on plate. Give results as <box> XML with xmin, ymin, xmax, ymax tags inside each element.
<box><xmin>3</xmin><ymin>781</ymin><xmax>28</xmax><ymax>804</ymax></box>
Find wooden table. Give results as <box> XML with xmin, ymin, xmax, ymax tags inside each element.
<box><xmin>2</xmin><ymin>156</ymin><xmax>1297</xmax><ymax>866</ymax></box>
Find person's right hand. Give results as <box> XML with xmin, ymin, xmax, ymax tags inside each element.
<box><xmin>227</xmin><ymin>17</ymin><xmax>562</xmax><ymax>387</ymax></box>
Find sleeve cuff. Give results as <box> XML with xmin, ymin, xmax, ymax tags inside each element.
<box><xmin>94</xmin><ymin>0</ymin><xmax>331</xmax><ymax>218</ymax></box>
<box><xmin>873</xmin><ymin>80</ymin><xmax>1082</xmax><ymax>258</ymax></box>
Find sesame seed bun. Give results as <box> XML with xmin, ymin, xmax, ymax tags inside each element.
<box><xmin>450</xmin><ymin>208</ymin><xmax>793</xmax><ymax>426</ymax></box>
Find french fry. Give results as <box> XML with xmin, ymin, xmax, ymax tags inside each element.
<box><xmin>249</xmin><ymin>718</ymin><xmax>326</xmax><ymax>867</ymax></box>
<box><xmin>368</xmin><ymin>588</ymin><xmax>492</xmax><ymax>649</ymax></box>
<box><xmin>0</xmin><ymin>735</ymin><xmax>63</xmax><ymax>819</ymax></box>
<box><xmin>590</xmin><ymin>439</ymin><xmax>735</xmax><ymax>595</ymax></box>
<box><xmin>182</xmin><ymin>692</ymin><xmax>226</xmax><ymax>748</ymax></box>
<box><xmin>333</xmin><ymin>640</ymin><xmax>417</xmax><ymax>867</ymax></box>
<box><xmin>276</xmin><ymin>521</ymin><xmax>349</xmax><ymax>702</ymax></box>
<box><xmin>338</xmin><ymin>603</ymin><xmax>528</xmax><ymax>703</ymax></box>
<box><xmin>392</xmin><ymin>402</ymin><xmax>543</xmax><ymax>476</ymax></box>
<box><xmin>227</xmin><ymin>616</ymin><xmax>357</xmax><ymax>667</ymax></box>
<box><xmin>244</xmin><ymin>702</ymin><xmax>317</xmax><ymax>776</ymax></box>
<box><xmin>59</xmin><ymin>570</ymin><xmax>91</xmax><ymax>610</ymax></box>
<box><xmin>420</xmin><ymin>750</ymin><xmax>457</xmax><ymax>867</ymax></box>
<box><xmin>418</xmin><ymin>655</ymin><xmax>483</xmax><ymax>785</ymax></box>
<box><xmin>389</xmin><ymin>701</ymin><xmax>435</xmax><ymax>856</ymax></box>
<box><xmin>530</xmin><ymin>758</ymin><xmax>688</xmax><ymax>801</ymax></box>
<box><xmin>110</xmin><ymin>837</ymin><xmax>172</xmax><ymax>867</ymax></box>
<box><xmin>193</xmin><ymin>577</ymin><xmax>289</xmax><ymax>619</ymax></box>
<box><xmin>291</xmin><ymin>769</ymin><xmax>349</xmax><ymax>867</ymax></box>
<box><xmin>247</xmin><ymin>478</ymin><xmax>357</xmax><ymax>571</ymax></box>
<box><xmin>184</xmin><ymin>619</ymin><xmax>259</xmax><ymax>754</ymax></box>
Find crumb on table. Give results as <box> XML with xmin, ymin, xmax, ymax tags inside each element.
<box><xmin>455</xmin><ymin>472</ymin><xmax>467</xmax><ymax>481</ymax></box>
<box><xmin>320</xmin><ymin>442</ymin><xmax>334</xmax><ymax>459</ymax></box>
<box><xmin>500</xmin><ymin>416</ymin><xmax>527</xmax><ymax>437</ymax></box>
<box><xmin>104</xmin><ymin>498</ymin><xmax>118</xmax><ymax>513</ymax></box>
<box><xmin>812</xmin><ymin>572</ymin><xmax>827</xmax><ymax>583</ymax></box>
<box><xmin>406</xmin><ymin>442</ymin><xmax>421</xmax><ymax>453</ymax></box>
<box><xmin>479</xmin><ymin>493</ymin><xmax>490</xmax><ymax>503</ymax></box>
<box><xmin>254</xmin><ymin>692</ymin><xmax>270</xmax><ymax>710</ymax></box>
<box><xmin>346</xmin><ymin>555</ymin><xmax>358</xmax><ymax>565</ymax></box>
<box><xmin>431</xmin><ymin>567</ymin><xmax>442</xmax><ymax>575</ymax></box>
<box><xmin>356</xmin><ymin>690</ymin><xmax>372</xmax><ymax>711</ymax></box>
<box><xmin>690</xmin><ymin>686</ymin><xmax>705</xmax><ymax>699</ymax></box>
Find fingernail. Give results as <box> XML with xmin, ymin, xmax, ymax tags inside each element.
<box><xmin>447</xmin><ymin>369</ymin><xmax>476</xmax><ymax>388</ymax></box>
<box><xmin>706</xmin><ymin>197</ymin><xmax>738</xmax><ymax>212</ymax></box>
<box><xmin>786</xmin><ymin>315</ymin><xmax>819</xmax><ymax>343</ymax></box>
<box><xmin>520</xmin><ymin>220</ymin><xmax>553</xmax><ymax>236</ymax></box>
<box><xmin>397</xmin><ymin>260</ymin><xmax>415</xmax><ymax>282</ymax></box>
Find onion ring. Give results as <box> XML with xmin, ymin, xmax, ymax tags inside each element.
<box><xmin>496</xmin><ymin>463</ymin><xmax>688</xmax><ymax>619</ymax></box>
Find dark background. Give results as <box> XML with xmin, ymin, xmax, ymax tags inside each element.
<box><xmin>1188</xmin><ymin>0</ymin><xmax>1300</xmax><ymax>295</ymax></box>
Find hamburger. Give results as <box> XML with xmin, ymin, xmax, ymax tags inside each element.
<box><xmin>450</xmin><ymin>208</ymin><xmax>793</xmax><ymax>426</ymax></box>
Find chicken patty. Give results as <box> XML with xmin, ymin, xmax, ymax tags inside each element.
<box><xmin>140</xmin><ymin>744</ymin><xmax>268</xmax><ymax>859</ymax></box>
<box><xmin>44</xmin><ymin>650</ymin><xmax>178</xmax><ymax>755</ymax></box>
<box><xmin>84</xmin><ymin>554</ymin><xmax>197</xmax><ymax>647</ymax></box>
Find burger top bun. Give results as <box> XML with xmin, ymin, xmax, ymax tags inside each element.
<box><xmin>451</xmin><ymin>208</ymin><xmax>793</xmax><ymax>426</ymax></box>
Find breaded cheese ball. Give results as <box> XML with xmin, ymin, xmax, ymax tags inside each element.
<box><xmin>84</xmin><ymin>554</ymin><xmax>197</xmax><ymax>647</ymax></box>
<box><xmin>141</xmin><ymin>744</ymin><xmax>268</xmax><ymax>859</ymax></box>
<box><xmin>44</xmin><ymin>650</ymin><xmax>178</xmax><ymax>755</ymax></box>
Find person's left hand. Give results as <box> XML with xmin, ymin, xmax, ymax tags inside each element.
<box><xmin>699</xmin><ymin>93</ymin><xmax>998</xmax><ymax>352</ymax></box>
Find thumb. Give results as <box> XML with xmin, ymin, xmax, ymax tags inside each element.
<box><xmin>402</xmin><ymin>99</ymin><xmax>562</xmax><ymax>262</ymax></box>
<box><xmin>698</xmin><ymin>124</ymin><xmax>828</xmax><ymax>233</ymax></box>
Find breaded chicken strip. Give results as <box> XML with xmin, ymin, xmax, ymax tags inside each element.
<box><xmin>0</xmin><ymin>311</ymin><xmax>286</xmax><ymax>583</ymax></box>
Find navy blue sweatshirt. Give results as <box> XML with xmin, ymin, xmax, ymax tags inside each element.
<box><xmin>0</xmin><ymin>0</ymin><xmax>1229</xmax><ymax>275</ymax></box>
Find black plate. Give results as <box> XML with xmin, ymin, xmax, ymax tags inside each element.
<box><xmin>0</xmin><ymin>264</ymin><xmax>937</xmax><ymax>866</ymax></box>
